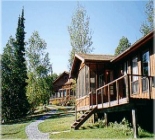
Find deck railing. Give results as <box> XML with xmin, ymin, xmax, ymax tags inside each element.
<box><xmin>96</xmin><ymin>74</ymin><xmax>130</xmax><ymax>108</ymax></box>
<box><xmin>75</xmin><ymin>74</ymin><xmax>154</xmax><ymax>111</ymax></box>
<box><xmin>95</xmin><ymin>74</ymin><xmax>154</xmax><ymax>108</ymax></box>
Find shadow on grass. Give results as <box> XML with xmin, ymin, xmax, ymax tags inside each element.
<box><xmin>2</xmin><ymin>131</ymin><xmax>21</xmax><ymax>136</ymax></box>
<box><xmin>139</xmin><ymin>133</ymin><xmax>155</xmax><ymax>138</ymax></box>
<box><xmin>2</xmin><ymin>110</ymin><xmax>75</xmax><ymax>125</ymax></box>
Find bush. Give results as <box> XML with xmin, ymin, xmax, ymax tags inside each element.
<box><xmin>108</xmin><ymin>117</ymin><xmax>133</xmax><ymax>136</ymax></box>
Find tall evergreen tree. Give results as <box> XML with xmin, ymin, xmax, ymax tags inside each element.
<box><xmin>2</xmin><ymin>9</ymin><xmax>29</xmax><ymax>122</ymax></box>
<box><xmin>14</xmin><ymin>8</ymin><xmax>29</xmax><ymax>117</ymax></box>
<box><xmin>2</xmin><ymin>37</ymin><xmax>17</xmax><ymax>121</ymax></box>
<box><xmin>115</xmin><ymin>36</ymin><xmax>131</xmax><ymax>56</ymax></box>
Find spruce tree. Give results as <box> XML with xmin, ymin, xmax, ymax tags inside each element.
<box><xmin>2</xmin><ymin>37</ymin><xmax>17</xmax><ymax>121</ymax></box>
<box><xmin>14</xmin><ymin>8</ymin><xmax>29</xmax><ymax>117</ymax></box>
<box><xmin>2</xmin><ymin>9</ymin><xmax>29</xmax><ymax>122</ymax></box>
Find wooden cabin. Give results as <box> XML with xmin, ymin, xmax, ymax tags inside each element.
<box><xmin>70</xmin><ymin>31</ymin><xmax>155</xmax><ymax>137</ymax></box>
<box><xmin>50</xmin><ymin>71</ymin><xmax>75</xmax><ymax>106</ymax></box>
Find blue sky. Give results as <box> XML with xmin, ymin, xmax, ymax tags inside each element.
<box><xmin>1</xmin><ymin>0</ymin><xmax>148</xmax><ymax>74</ymax></box>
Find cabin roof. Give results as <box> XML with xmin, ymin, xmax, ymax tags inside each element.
<box><xmin>75</xmin><ymin>53</ymin><xmax>115</xmax><ymax>63</ymax></box>
<box><xmin>71</xmin><ymin>53</ymin><xmax>115</xmax><ymax>78</ymax></box>
<box><xmin>70</xmin><ymin>30</ymin><xmax>154</xmax><ymax>78</ymax></box>
<box><xmin>53</xmin><ymin>71</ymin><xmax>69</xmax><ymax>84</ymax></box>
<box><xmin>111</xmin><ymin>30</ymin><xmax>154</xmax><ymax>62</ymax></box>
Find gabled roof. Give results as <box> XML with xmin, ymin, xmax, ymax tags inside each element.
<box><xmin>111</xmin><ymin>30</ymin><xmax>154</xmax><ymax>62</ymax></box>
<box><xmin>71</xmin><ymin>53</ymin><xmax>115</xmax><ymax>78</ymax></box>
<box><xmin>75</xmin><ymin>53</ymin><xmax>115</xmax><ymax>63</ymax></box>
<box><xmin>53</xmin><ymin>71</ymin><xmax>69</xmax><ymax>84</ymax></box>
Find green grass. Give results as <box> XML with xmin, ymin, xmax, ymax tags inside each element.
<box><xmin>1</xmin><ymin>105</ymin><xmax>154</xmax><ymax>139</ymax></box>
<box><xmin>39</xmin><ymin>113</ymin><xmax>155</xmax><ymax>139</ymax></box>
<box><xmin>38</xmin><ymin>113</ymin><xmax>75</xmax><ymax>132</ymax></box>
<box><xmin>1</xmin><ymin>122</ymin><xmax>30</xmax><ymax>139</ymax></box>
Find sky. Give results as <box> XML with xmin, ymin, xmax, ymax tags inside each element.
<box><xmin>1</xmin><ymin>0</ymin><xmax>148</xmax><ymax>75</ymax></box>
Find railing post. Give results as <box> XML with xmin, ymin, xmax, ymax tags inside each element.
<box><xmin>96</xmin><ymin>90</ymin><xmax>98</xmax><ymax>107</ymax></box>
<box><xmin>101</xmin><ymin>88</ymin><xmax>103</xmax><ymax>108</ymax></box>
<box><xmin>108</xmin><ymin>85</ymin><xmax>110</xmax><ymax>107</ymax></box>
<box><xmin>148</xmin><ymin>76</ymin><xmax>151</xmax><ymax>99</ymax></box>
<box><xmin>75</xmin><ymin>105</ymin><xmax>77</xmax><ymax>121</ymax></box>
<box><xmin>127</xmin><ymin>74</ymin><xmax>130</xmax><ymax>102</ymax></box>
<box><xmin>116</xmin><ymin>80</ymin><xmax>119</xmax><ymax>105</ymax></box>
<box><xmin>91</xmin><ymin>92</ymin><xmax>93</xmax><ymax>108</ymax></box>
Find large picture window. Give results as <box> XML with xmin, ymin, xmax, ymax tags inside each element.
<box><xmin>142</xmin><ymin>51</ymin><xmax>150</xmax><ymax>76</ymax></box>
<box><xmin>141</xmin><ymin>50</ymin><xmax>150</xmax><ymax>92</ymax></box>
<box><xmin>132</xmin><ymin>57</ymin><xmax>139</xmax><ymax>93</ymax></box>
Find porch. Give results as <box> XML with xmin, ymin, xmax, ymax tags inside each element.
<box><xmin>50</xmin><ymin>95</ymin><xmax>75</xmax><ymax>105</ymax></box>
<box><xmin>76</xmin><ymin>74</ymin><xmax>155</xmax><ymax>111</ymax></box>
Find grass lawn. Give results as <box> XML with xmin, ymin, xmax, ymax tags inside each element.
<box><xmin>1</xmin><ymin>105</ymin><xmax>154</xmax><ymax>139</ymax></box>
<box><xmin>1</xmin><ymin>121</ymin><xmax>31</xmax><ymax>139</ymax></box>
<box><xmin>38</xmin><ymin>112</ymin><xmax>155</xmax><ymax>139</ymax></box>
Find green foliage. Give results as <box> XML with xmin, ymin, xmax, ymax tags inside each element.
<box><xmin>140</xmin><ymin>0</ymin><xmax>154</xmax><ymax>36</ymax></box>
<box><xmin>108</xmin><ymin>118</ymin><xmax>133</xmax><ymax>136</ymax></box>
<box><xmin>115</xmin><ymin>36</ymin><xmax>131</xmax><ymax>56</ymax></box>
<box><xmin>26</xmin><ymin>31</ymin><xmax>52</xmax><ymax>112</ymax></box>
<box><xmin>2</xmin><ymin>8</ymin><xmax>29</xmax><ymax>122</ymax></box>
<box><xmin>51</xmin><ymin>73</ymin><xmax>58</xmax><ymax>81</ymax></box>
<box><xmin>68</xmin><ymin>2</ymin><xmax>94</xmax><ymax>70</ymax></box>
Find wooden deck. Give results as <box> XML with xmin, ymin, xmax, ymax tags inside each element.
<box><xmin>76</xmin><ymin>74</ymin><xmax>155</xmax><ymax>112</ymax></box>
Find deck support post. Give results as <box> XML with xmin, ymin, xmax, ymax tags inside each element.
<box><xmin>75</xmin><ymin>105</ymin><xmax>77</xmax><ymax>121</ymax></box>
<box><xmin>104</xmin><ymin>112</ymin><xmax>108</xmax><ymax>127</ymax></box>
<box><xmin>132</xmin><ymin>109</ymin><xmax>138</xmax><ymax>138</ymax></box>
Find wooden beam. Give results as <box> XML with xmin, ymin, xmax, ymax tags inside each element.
<box><xmin>132</xmin><ymin>109</ymin><xmax>138</xmax><ymax>138</ymax></box>
<box><xmin>101</xmin><ymin>88</ymin><xmax>103</xmax><ymax>108</ymax></box>
<box><xmin>116</xmin><ymin>80</ymin><xmax>119</xmax><ymax>105</ymax></box>
<box><xmin>104</xmin><ymin>113</ymin><xmax>108</xmax><ymax>127</ymax></box>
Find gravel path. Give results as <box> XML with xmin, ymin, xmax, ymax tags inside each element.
<box><xmin>25</xmin><ymin>120</ymin><xmax>49</xmax><ymax>140</ymax></box>
<box><xmin>25</xmin><ymin>108</ymin><xmax>72</xmax><ymax>139</ymax></box>
<box><xmin>25</xmin><ymin>110</ymin><xmax>56</xmax><ymax>140</ymax></box>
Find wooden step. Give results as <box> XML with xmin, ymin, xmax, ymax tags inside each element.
<box><xmin>71</xmin><ymin>106</ymin><xmax>98</xmax><ymax>130</ymax></box>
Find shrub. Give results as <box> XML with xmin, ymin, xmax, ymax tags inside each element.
<box><xmin>108</xmin><ymin>117</ymin><xmax>133</xmax><ymax>136</ymax></box>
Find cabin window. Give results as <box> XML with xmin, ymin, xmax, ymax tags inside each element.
<box><xmin>63</xmin><ymin>90</ymin><xmax>66</xmax><ymax>97</ymax></box>
<box><xmin>58</xmin><ymin>92</ymin><xmax>60</xmax><ymax>98</ymax></box>
<box><xmin>90</xmin><ymin>70</ymin><xmax>96</xmax><ymax>94</ymax></box>
<box><xmin>142</xmin><ymin>50</ymin><xmax>150</xmax><ymax>76</ymax></box>
<box><xmin>123</xmin><ymin>61</ymin><xmax>128</xmax><ymax>75</ymax></box>
<box><xmin>99</xmin><ymin>74</ymin><xmax>104</xmax><ymax>87</ymax></box>
<box><xmin>141</xmin><ymin>50</ymin><xmax>150</xmax><ymax>92</ymax></box>
<box><xmin>85</xmin><ymin>65</ymin><xmax>89</xmax><ymax>95</ymax></box>
<box><xmin>132</xmin><ymin>57</ymin><xmax>139</xmax><ymax>93</ymax></box>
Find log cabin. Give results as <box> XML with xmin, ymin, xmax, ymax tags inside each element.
<box><xmin>50</xmin><ymin>71</ymin><xmax>75</xmax><ymax>106</ymax></box>
<box><xmin>70</xmin><ymin>31</ymin><xmax>155</xmax><ymax>137</ymax></box>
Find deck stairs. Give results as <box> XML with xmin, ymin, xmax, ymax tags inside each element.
<box><xmin>71</xmin><ymin>106</ymin><xmax>98</xmax><ymax>130</ymax></box>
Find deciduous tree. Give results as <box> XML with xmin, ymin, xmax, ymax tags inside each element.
<box><xmin>68</xmin><ymin>3</ymin><xmax>93</xmax><ymax>70</ymax></box>
<box><xmin>140</xmin><ymin>0</ymin><xmax>154</xmax><ymax>36</ymax></box>
<box><xmin>26</xmin><ymin>31</ymin><xmax>52</xmax><ymax>112</ymax></box>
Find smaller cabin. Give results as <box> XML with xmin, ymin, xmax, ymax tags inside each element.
<box><xmin>50</xmin><ymin>71</ymin><xmax>75</xmax><ymax>106</ymax></box>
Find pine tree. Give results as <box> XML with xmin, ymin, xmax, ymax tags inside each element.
<box><xmin>2</xmin><ymin>37</ymin><xmax>17</xmax><ymax>121</ymax></box>
<box><xmin>2</xmin><ymin>9</ymin><xmax>29</xmax><ymax>122</ymax></box>
<box><xmin>14</xmin><ymin>8</ymin><xmax>29</xmax><ymax>117</ymax></box>
<box><xmin>115</xmin><ymin>36</ymin><xmax>131</xmax><ymax>56</ymax></box>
